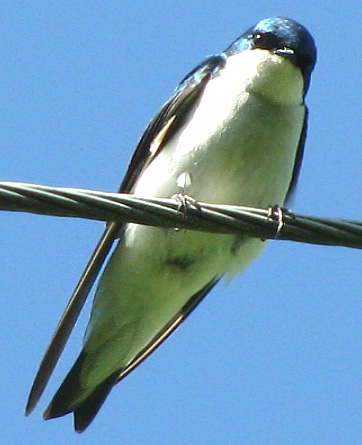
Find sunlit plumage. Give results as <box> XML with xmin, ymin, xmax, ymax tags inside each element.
<box><xmin>26</xmin><ymin>17</ymin><xmax>316</xmax><ymax>432</ymax></box>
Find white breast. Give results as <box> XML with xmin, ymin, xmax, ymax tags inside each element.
<box><xmin>134</xmin><ymin>48</ymin><xmax>305</xmax><ymax>208</ymax></box>
<box><xmin>84</xmin><ymin>49</ymin><xmax>308</xmax><ymax>382</ymax></box>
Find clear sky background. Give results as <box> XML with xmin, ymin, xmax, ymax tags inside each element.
<box><xmin>1</xmin><ymin>2</ymin><xmax>362</xmax><ymax>444</ymax></box>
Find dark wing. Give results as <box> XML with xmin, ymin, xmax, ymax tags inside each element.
<box><xmin>25</xmin><ymin>223</ymin><xmax>120</xmax><ymax>415</ymax></box>
<box><xmin>26</xmin><ymin>54</ymin><xmax>226</xmax><ymax>415</ymax></box>
<box><xmin>119</xmin><ymin>55</ymin><xmax>226</xmax><ymax>192</ymax></box>
<box><xmin>285</xmin><ymin>107</ymin><xmax>308</xmax><ymax>204</ymax></box>
<box><xmin>43</xmin><ymin>278</ymin><xmax>220</xmax><ymax>432</ymax></box>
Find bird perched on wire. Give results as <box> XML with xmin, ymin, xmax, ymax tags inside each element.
<box><xmin>26</xmin><ymin>16</ymin><xmax>317</xmax><ymax>432</ymax></box>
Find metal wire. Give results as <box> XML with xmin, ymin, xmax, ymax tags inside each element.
<box><xmin>1</xmin><ymin>181</ymin><xmax>362</xmax><ymax>249</ymax></box>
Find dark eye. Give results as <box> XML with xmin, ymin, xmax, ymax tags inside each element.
<box><xmin>253</xmin><ymin>31</ymin><xmax>279</xmax><ymax>50</ymax></box>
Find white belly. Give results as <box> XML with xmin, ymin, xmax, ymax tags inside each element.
<box><xmin>83</xmin><ymin>49</ymin><xmax>306</xmax><ymax>385</ymax></box>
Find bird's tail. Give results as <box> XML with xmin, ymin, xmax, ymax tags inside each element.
<box><xmin>43</xmin><ymin>352</ymin><xmax>119</xmax><ymax>433</ymax></box>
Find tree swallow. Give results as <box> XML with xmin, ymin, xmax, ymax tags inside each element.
<box><xmin>26</xmin><ymin>17</ymin><xmax>317</xmax><ymax>432</ymax></box>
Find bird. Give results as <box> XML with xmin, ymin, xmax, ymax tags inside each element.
<box><xmin>25</xmin><ymin>17</ymin><xmax>317</xmax><ymax>432</ymax></box>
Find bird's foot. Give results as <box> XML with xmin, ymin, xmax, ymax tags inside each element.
<box><xmin>172</xmin><ymin>193</ymin><xmax>201</xmax><ymax>215</ymax></box>
<box><xmin>267</xmin><ymin>205</ymin><xmax>291</xmax><ymax>238</ymax></box>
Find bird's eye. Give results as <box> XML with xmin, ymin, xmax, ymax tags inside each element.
<box><xmin>253</xmin><ymin>32</ymin><xmax>279</xmax><ymax>50</ymax></box>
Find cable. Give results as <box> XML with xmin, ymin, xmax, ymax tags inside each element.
<box><xmin>1</xmin><ymin>181</ymin><xmax>362</xmax><ymax>249</ymax></box>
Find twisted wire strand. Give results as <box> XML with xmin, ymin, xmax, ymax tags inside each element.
<box><xmin>1</xmin><ymin>181</ymin><xmax>362</xmax><ymax>249</ymax></box>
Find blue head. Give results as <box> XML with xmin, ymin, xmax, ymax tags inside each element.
<box><xmin>226</xmin><ymin>17</ymin><xmax>317</xmax><ymax>95</ymax></box>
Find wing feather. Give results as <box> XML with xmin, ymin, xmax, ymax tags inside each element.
<box><xmin>42</xmin><ymin>278</ymin><xmax>220</xmax><ymax>431</ymax></box>
<box><xmin>26</xmin><ymin>54</ymin><xmax>226</xmax><ymax>414</ymax></box>
<box><xmin>285</xmin><ymin>108</ymin><xmax>308</xmax><ymax>203</ymax></box>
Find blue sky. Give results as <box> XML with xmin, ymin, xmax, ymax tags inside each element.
<box><xmin>1</xmin><ymin>2</ymin><xmax>362</xmax><ymax>444</ymax></box>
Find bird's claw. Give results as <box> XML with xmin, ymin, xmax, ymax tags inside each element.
<box><xmin>267</xmin><ymin>205</ymin><xmax>289</xmax><ymax>237</ymax></box>
<box><xmin>172</xmin><ymin>194</ymin><xmax>201</xmax><ymax>217</ymax></box>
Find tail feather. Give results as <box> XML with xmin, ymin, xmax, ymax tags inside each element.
<box><xmin>73</xmin><ymin>373</ymin><xmax>118</xmax><ymax>433</ymax></box>
<box><xmin>43</xmin><ymin>352</ymin><xmax>87</xmax><ymax>419</ymax></box>
<box><xmin>43</xmin><ymin>351</ymin><xmax>119</xmax><ymax>432</ymax></box>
